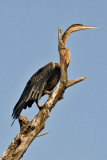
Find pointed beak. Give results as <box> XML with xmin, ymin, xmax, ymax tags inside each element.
<box><xmin>83</xmin><ymin>26</ymin><xmax>99</xmax><ymax>29</ymax></box>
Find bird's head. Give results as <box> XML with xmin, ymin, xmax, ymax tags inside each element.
<box><xmin>62</xmin><ymin>24</ymin><xmax>99</xmax><ymax>65</ymax></box>
<box><xmin>62</xmin><ymin>24</ymin><xmax>99</xmax><ymax>45</ymax></box>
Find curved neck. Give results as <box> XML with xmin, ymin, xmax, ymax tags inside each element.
<box><xmin>58</xmin><ymin>48</ymin><xmax>71</xmax><ymax>67</ymax></box>
<box><xmin>62</xmin><ymin>24</ymin><xmax>81</xmax><ymax>45</ymax></box>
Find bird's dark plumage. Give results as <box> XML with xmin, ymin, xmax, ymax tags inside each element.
<box><xmin>12</xmin><ymin>62</ymin><xmax>61</xmax><ymax>122</ymax></box>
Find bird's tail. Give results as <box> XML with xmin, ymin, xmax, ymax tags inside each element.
<box><xmin>11</xmin><ymin>101</ymin><xmax>26</xmax><ymax>126</ymax></box>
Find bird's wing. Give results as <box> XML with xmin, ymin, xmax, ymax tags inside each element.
<box><xmin>24</xmin><ymin>61</ymin><xmax>55</xmax><ymax>101</ymax></box>
<box><xmin>12</xmin><ymin>62</ymin><xmax>55</xmax><ymax>120</ymax></box>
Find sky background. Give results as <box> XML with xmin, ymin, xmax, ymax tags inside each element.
<box><xmin>0</xmin><ymin>0</ymin><xmax>106</xmax><ymax>160</ymax></box>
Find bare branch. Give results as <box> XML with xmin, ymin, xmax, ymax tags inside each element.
<box><xmin>58</xmin><ymin>27</ymin><xmax>68</xmax><ymax>83</ymax></box>
<box><xmin>37</xmin><ymin>131</ymin><xmax>48</xmax><ymax>137</ymax></box>
<box><xmin>66</xmin><ymin>76</ymin><xmax>86</xmax><ymax>88</ymax></box>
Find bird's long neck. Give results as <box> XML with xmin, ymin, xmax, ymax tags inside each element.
<box><xmin>60</xmin><ymin>24</ymin><xmax>85</xmax><ymax>66</ymax></box>
<box><xmin>58</xmin><ymin>48</ymin><xmax>71</xmax><ymax>67</ymax></box>
<box><xmin>60</xmin><ymin>24</ymin><xmax>98</xmax><ymax>66</ymax></box>
<box><xmin>65</xmin><ymin>48</ymin><xmax>71</xmax><ymax>66</ymax></box>
<box><xmin>62</xmin><ymin>24</ymin><xmax>80</xmax><ymax>45</ymax></box>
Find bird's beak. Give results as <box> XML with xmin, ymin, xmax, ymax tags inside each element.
<box><xmin>83</xmin><ymin>26</ymin><xmax>99</xmax><ymax>29</ymax></box>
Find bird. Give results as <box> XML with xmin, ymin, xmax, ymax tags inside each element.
<box><xmin>12</xmin><ymin>24</ymin><xmax>98</xmax><ymax>125</ymax></box>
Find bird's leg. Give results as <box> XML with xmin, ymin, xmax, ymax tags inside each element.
<box><xmin>36</xmin><ymin>100</ymin><xmax>44</xmax><ymax>110</ymax></box>
<box><xmin>43</xmin><ymin>90</ymin><xmax>53</xmax><ymax>95</ymax></box>
<box><xmin>44</xmin><ymin>90</ymin><xmax>54</xmax><ymax>101</ymax></box>
<box><xmin>35</xmin><ymin>90</ymin><xmax>53</xmax><ymax>109</ymax></box>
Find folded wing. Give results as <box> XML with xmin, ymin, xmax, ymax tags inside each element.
<box><xmin>12</xmin><ymin>62</ymin><xmax>55</xmax><ymax>121</ymax></box>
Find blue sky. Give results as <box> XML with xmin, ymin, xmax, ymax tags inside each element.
<box><xmin>0</xmin><ymin>0</ymin><xmax>106</xmax><ymax>160</ymax></box>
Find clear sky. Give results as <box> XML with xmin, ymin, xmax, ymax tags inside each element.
<box><xmin>0</xmin><ymin>0</ymin><xmax>106</xmax><ymax>160</ymax></box>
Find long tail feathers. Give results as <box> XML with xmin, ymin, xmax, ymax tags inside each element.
<box><xmin>11</xmin><ymin>118</ymin><xmax>16</xmax><ymax>126</ymax></box>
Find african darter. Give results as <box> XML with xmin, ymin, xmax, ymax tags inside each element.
<box><xmin>12</xmin><ymin>24</ymin><xmax>97</xmax><ymax>124</ymax></box>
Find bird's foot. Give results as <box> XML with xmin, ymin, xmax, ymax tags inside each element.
<box><xmin>36</xmin><ymin>90</ymin><xmax>53</xmax><ymax>110</ymax></box>
<box><xmin>36</xmin><ymin>101</ymin><xmax>44</xmax><ymax>110</ymax></box>
<box><xmin>44</xmin><ymin>90</ymin><xmax>53</xmax><ymax>95</ymax></box>
<box><xmin>44</xmin><ymin>90</ymin><xmax>53</xmax><ymax>100</ymax></box>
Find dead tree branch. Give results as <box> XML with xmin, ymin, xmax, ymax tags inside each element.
<box><xmin>0</xmin><ymin>26</ymin><xmax>86</xmax><ymax>160</ymax></box>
